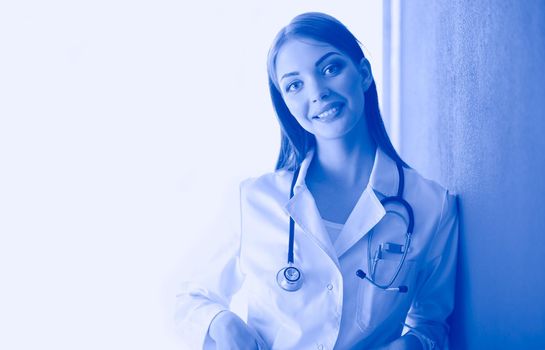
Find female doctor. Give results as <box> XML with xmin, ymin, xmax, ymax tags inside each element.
<box><xmin>176</xmin><ymin>12</ymin><xmax>459</xmax><ymax>350</ymax></box>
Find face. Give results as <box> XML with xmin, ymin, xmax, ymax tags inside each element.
<box><xmin>275</xmin><ymin>38</ymin><xmax>373</xmax><ymax>140</ymax></box>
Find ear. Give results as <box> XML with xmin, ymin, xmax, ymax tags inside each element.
<box><xmin>359</xmin><ymin>57</ymin><xmax>373</xmax><ymax>92</ymax></box>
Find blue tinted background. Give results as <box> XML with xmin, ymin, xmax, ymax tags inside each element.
<box><xmin>0</xmin><ymin>1</ymin><xmax>382</xmax><ymax>349</ymax></box>
<box><xmin>2</xmin><ymin>1</ymin><xmax>544</xmax><ymax>349</ymax></box>
<box><xmin>393</xmin><ymin>1</ymin><xmax>545</xmax><ymax>349</ymax></box>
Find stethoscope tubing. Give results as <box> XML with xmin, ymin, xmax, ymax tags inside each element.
<box><xmin>287</xmin><ymin>166</ymin><xmax>300</xmax><ymax>265</ymax></box>
<box><xmin>278</xmin><ymin>157</ymin><xmax>414</xmax><ymax>293</ymax></box>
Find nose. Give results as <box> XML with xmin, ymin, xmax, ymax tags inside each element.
<box><xmin>312</xmin><ymin>89</ymin><xmax>330</xmax><ymax>103</ymax></box>
<box><xmin>309</xmin><ymin>79</ymin><xmax>330</xmax><ymax>103</ymax></box>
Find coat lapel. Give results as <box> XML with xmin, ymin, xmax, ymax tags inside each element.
<box><xmin>285</xmin><ymin>188</ymin><xmax>340</xmax><ymax>268</ymax></box>
<box><xmin>284</xmin><ymin>149</ymin><xmax>340</xmax><ymax>268</ymax></box>
<box><xmin>283</xmin><ymin>148</ymin><xmax>400</xmax><ymax>264</ymax></box>
<box><xmin>333</xmin><ymin>186</ymin><xmax>385</xmax><ymax>257</ymax></box>
<box><xmin>333</xmin><ymin>149</ymin><xmax>400</xmax><ymax>257</ymax></box>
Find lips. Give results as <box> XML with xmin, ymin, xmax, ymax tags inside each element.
<box><xmin>311</xmin><ymin>102</ymin><xmax>345</xmax><ymax>120</ymax></box>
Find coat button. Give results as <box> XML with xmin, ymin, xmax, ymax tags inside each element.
<box><xmin>327</xmin><ymin>284</ymin><xmax>333</xmax><ymax>291</ymax></box>
<box><xmin>317</xmin><ymin>345</ymin><xmax>324</xmax><ymax>350</ymax></box>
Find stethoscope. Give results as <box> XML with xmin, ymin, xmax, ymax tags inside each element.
<box><xmin>276</xmin><ymin>160</ymin><xmax>414</xmax><ymax>293</ymax></box>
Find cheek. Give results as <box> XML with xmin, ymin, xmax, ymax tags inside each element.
<box><xmin>284</xmin><ymin>100</ymin><xmax>315</xmax><ymax>133</ymax></box>
<box><xmin>284</xmin><ymin>97</ymin><xmax>309</xmax><ymax>122</ymax></box>
<box><xmin>344</xmin><ymin>78</ymin><xmax>366</xmax><ymax>111</ymax></box>
<box><xmin>342</xmin><ymin>76</ymin><xmax>363</xmax><ymax>96</ymax></box>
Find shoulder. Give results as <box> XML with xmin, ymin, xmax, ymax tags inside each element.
<box><xmin>240</xmin><ymin>168</ymin><xmax>294</xmax><ymax>201</ymax></box>
<box><xmin>402</xmin><ymin>167</ymin><xmax>458</xmax><ymax>261</ymax></box>
<box><xmin>403</xmin><ymin>167</ymin><xmax>458</xmax><ymax>224</ymax></box>
<box><xmin>404</xmin><ymin>167</ymin><xmax>455</xmax><ymax>201</ymax></box>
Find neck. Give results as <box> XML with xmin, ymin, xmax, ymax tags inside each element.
<box><xmin>309</xmin><ymin>125</ymin><xmax>377</xmax><ymax>189</ymax></box>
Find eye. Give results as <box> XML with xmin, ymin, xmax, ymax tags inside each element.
<box><xmin>285</xmin><ymin>80</ymin><xmax>303</xmax><ymax>93</ymax></box>
<box><xmin>323</xmin><ymin>63</ymin><xmax>342</xmax><ymax>76</ymax></box>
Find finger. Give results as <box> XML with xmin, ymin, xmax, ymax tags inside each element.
<box><xmin>255</xmin><ymin>339</ymin><xmax>267</xmax><ymax>350</ymax></box>
<box><xmin>250</xmin><ymin>331</ymin><xmax>268</xmax><ymax>350</ymax></box>
<box><xmin>241</xmin><ymin>324</ymin><xmax>269</xmax><ymax>350</ymax></box>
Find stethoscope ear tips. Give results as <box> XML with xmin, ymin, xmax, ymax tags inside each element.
<box><xmin>356</xmin><ymin>269</ymin><xmax>409</xmax><ymax>293</ymax></box>
<box><xmin>356</xmin><ymin>269</ymin><xmax>366</xmax><ymax>279</ymax></box>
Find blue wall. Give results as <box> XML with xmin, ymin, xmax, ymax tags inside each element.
<box><xmin>397</xmin><ymin>1</ymin><xmax>545</xmax><ymax>348</ymax></box>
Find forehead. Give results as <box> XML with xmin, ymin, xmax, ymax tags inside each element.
<box><xmin>275</xmin><ymin>38</ymin><xmax>346</xmax><ymax>76</ymax></box>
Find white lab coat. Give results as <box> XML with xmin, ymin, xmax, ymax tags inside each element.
<box><xmin>175</xmin><ymin>148</ymin><xmax>459</xmax><ymax>350</ymax></box>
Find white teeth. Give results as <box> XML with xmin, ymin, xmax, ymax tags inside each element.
<box><xmin>316</xmin><ymin>107</ymin><xmax>338</xmax><ymax>119</ymax></box>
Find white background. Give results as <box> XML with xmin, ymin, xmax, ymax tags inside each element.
<box><xmin>0</xmin><ymin>1</ymin><xmax>382</xmax><ymax>348</ymax></box>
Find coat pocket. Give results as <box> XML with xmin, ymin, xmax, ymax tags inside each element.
<box><xmin>355</xmin><ymin>258</ymin><xmax>417</xmax><ymax>333</ymax></box>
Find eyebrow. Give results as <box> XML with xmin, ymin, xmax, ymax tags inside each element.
<box><xmin>280</xmin><ymin>51</ymin><xmax>341</xmax><ymax>81</ymax></box>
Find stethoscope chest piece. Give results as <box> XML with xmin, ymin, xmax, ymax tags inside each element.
<box><xmin>276</xmin><ymin>265</ymin><xmax>303</xmax><ymax>292</ymax></box>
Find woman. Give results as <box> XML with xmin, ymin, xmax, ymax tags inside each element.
<box><xmin>176</xmin><ymin>12</ymin><xmax>458</xmax><ymax>350</ymax></box>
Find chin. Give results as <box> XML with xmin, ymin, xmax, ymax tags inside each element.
<box><xmin>314</xmin><ymin>120</ymin><xmax>363</xmax><ymax>140</ymax></box>
<box><xmin>314</xmin><ymin>129</ymin><xmax>355</xmax><ymax>140</ymax></box>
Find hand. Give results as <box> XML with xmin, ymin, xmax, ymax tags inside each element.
<box><xmin>208</xmin><ymin>311</ymin><xmax>268</xmax><ymax>350</ymax></box>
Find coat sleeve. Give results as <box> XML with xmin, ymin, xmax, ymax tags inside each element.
<box><xmin>174</xmin><ymin>182</ymin><xmax>247</xmax><ymax>349</ymax></box>
<box><xmin>404</xmin><ymin>191</ymin><xmax>459</xmax><ymax>350</ymax></box>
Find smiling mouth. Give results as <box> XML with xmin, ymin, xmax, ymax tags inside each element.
<box><xmin>312</xmin><ymin>103</ymin><xmax>344</xmax><ymax>120</ymax></box>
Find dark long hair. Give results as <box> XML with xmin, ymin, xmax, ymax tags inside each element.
<box><xmin>267</xmin><ymin>12</ymin><xmax>407</xmax><ymax>171</ymax></box>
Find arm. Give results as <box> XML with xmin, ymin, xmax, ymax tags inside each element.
<box><xmin>209</xmin><ymin>310</ymin><xmax>268</xmax><ymax>350</ymax></box>
<box><xmin>175</xmin><ymin>182</ymin><xmax>260</xmax><ymax>349</ymax></box>
<box><xmin>403</xmin><ymin>192</ymin><xmax>459</xmax><ymax>350</ymax></box>
<box><xmin>175</xmin><ymin>234</ymin><xmax>246</xmax><ymax>349</ymax></box>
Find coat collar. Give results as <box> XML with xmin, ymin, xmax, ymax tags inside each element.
<box><xmin>291</xmin><ymin>147</ymin><xmax>400</xmax><ymax>197</ymax></box>
<box><xmin>368</xmin><ymin>147</ymin><xmax>401</xmax><ymax>198</ymax></box>
<box><xmin>285</xmin><ymin>147</ymin><xmax>401</xmax><ymax>261</ymax></box>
